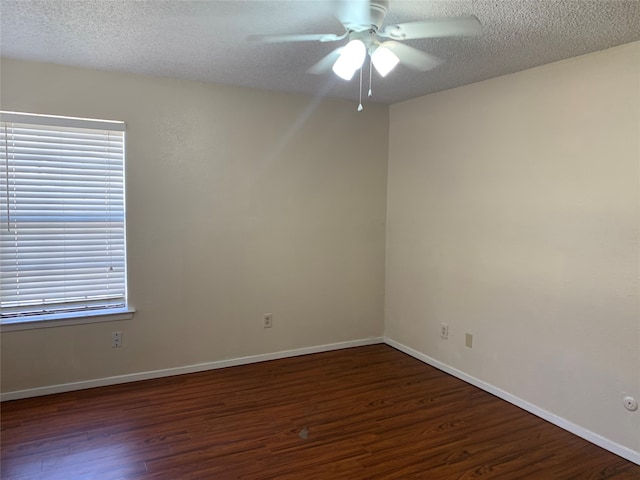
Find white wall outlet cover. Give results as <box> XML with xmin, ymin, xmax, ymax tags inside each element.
<box><xmin>111</xmin><ymin>331</ymin><xmax>122</xmax><ymax>348</ymax></box>
<box><xmin>465</xmin><ymin>333</ymin><xmax>473</xmax><ymax>348</ymax></box>
<box><xmin>440</xmin><ymin>323</ymin><xmax>448</xmax><ymax>339</ymax></box>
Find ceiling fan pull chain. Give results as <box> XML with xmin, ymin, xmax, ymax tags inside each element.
<box><xmin>358</xmin><ymin>66</ymin><xmax>364</xmax><ymax>111</ymax></box>
<box><xmin>368</xmin><ymin>57</ymin><xmax>373</xmax><ymax>98</ymax></box>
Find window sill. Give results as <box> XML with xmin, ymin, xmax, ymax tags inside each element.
<box><xmin>0</xmin><ymin>307</ymin><xmax>135</xmax><ymax>332</ymax></box>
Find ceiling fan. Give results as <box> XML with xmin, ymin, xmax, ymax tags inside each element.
<box><xmin>249</xmin><ymin>0</ymin><xmax>482</xmax><ymax>109</ymax></box>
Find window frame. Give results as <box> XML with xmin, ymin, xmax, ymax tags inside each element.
<box><xmin>0</xmin><ymin>111</ymin><xmax>134</xmax><ymax>331</ymax></box>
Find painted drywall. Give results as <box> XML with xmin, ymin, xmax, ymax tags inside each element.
<box><xmin>0</xmin><ymin>58</ymin><xmax>388</xmax><ymax>393</ymax></box>
<box><xmin>386</xmin><ymin>42</ymin><xmax>640</xmax><ymax>454</ymax></box>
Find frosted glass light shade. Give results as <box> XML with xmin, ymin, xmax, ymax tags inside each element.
<box><xmin>371</xmin><ymin>45</ymin><xmax>400</xmax><ymax>77</ymax></box>
<box><xmin>332</xmin><ymin>40</ymin><xmax>366</xmax><ymax>80</ymax></box>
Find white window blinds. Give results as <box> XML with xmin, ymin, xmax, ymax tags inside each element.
<box><xmin>0</xmin><ymin>112</ymin><xmax>127</xmax><ymax>321</ymax></box>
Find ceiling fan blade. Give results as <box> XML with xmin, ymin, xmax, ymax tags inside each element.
<box><xmin>381</xmin><ymin>41</ymin><xmax>443</xmax><ymax>72</ymax></box>
<box><xmin>382</xmin><ymin>15</ymin><xmax>482</xmax><ymax>40</ymax></box>
<box><xmin>307</xmin><ymin>47</ymin><xmax>344</xmax><ymax>74</ymax></box>
<box><xmin>248</xmin><ymin>32</ymin><xmax>346</xmax><ymax>43</ymax></box>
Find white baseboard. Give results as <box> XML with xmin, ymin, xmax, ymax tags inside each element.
<box><xmin>0</xmin><ymin>337</ymin><xmax>384</xmax><ymax>402</ymax></box>
<box><xmin>384</xmin><ymin>337</ymin><xmax>640</xmax><ymax>466</ymax></box>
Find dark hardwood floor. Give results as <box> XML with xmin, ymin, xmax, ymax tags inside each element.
<box><xmin>1</xmin><ymin>344</ymin><xmax>639</xmax><ymax>479</ymax></box>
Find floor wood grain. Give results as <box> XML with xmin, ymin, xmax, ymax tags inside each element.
<box><xmin>1</xmin><ymin>344</ymin><xmax>638</xmax><ymax>479</ymax></box>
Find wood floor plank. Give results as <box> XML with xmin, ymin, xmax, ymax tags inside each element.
<box><xmin>1</xmin><ymin>345</ymin><xmax>638</xmax><ymax>479</ymax></box>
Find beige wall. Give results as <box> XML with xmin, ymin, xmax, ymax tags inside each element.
<box><xmin>0</xmin><ymin>59</ymin><xmax>388</xmax><ymax>392</ymax></box>
<box><xmin>386</xmin><ymin>42</ymin><xmax>640</xmax><ymax>453</ymax></box>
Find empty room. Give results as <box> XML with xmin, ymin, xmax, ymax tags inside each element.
<box><xmin>0</xmin><ymin>1</ymin><xmax>639</xmax><ymax>478</ymax></box>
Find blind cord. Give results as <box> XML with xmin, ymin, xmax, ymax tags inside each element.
<box><xmin>3</xmin><ymin>123</ymin><xmax>10</xmax><ymax>232</ymax></box>
<box><xmin>107</xmin><ymin>130</ymin><xmax>113</xmax><ymax>273</ymax></box>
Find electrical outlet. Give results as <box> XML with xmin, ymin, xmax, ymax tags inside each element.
<box><xmin>263</xmin><ymin>313</ymin><xmax>273</xmax><ymax>328</ymax></box>
<box><xmin>111</xmin><ymin>331</ymin><xmax>122</xmax><ymax>348</ymax></box>
<box><xmin>440</xmin><ymin>323</ymin><xmax>449</xmax><ymax>340</ymax></box>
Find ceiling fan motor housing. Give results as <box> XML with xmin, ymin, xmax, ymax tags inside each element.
<box><xmin>344</xmin><ymin>0</ymin><xmax>389</xmax><ymax>32</ymax></box>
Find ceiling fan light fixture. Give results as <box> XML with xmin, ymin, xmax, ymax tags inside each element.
<box><xmin>332</xmin><ymin>39</ymin><xmax>366</xmax><ymax>80</ymax></box>
<box><xmin>371</xmin><ymin>45</ymin><xmax>400</xmax><ymax>77</ymax></box>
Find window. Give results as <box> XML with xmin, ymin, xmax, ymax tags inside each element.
<box><xmin>1</xmin><ymin>111</ymin><xmax>131</xmax><ymax>328</ymax></box>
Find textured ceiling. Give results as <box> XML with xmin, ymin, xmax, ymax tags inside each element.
<box><xmin>1</xmin><ymin>0</ymin><xmax>639</xmax><ymax>105</ymax></box>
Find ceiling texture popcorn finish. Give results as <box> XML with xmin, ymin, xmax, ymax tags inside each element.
<box><xmin>1</xmin><ymin>0</ymin><xmax>640</xmax><ymax>104</ymax></box>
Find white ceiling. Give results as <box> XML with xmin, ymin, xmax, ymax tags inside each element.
<box><xmin>1</xmin><ymin>0</ymin><xmax>639</xmax><ymax>105</ymax></box>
